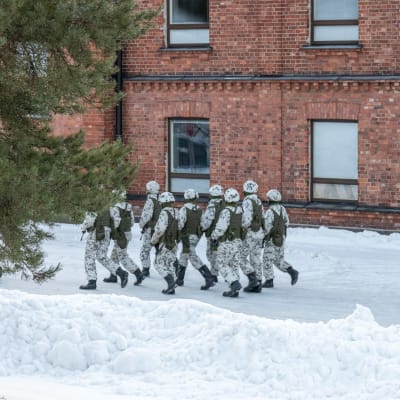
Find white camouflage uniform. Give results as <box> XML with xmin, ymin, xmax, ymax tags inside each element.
<box><xmin>241</xmin><ymin>194</ymin><xmax>265</xmax><ymax>280</ymax></box>
<box><xmin>139</xmin><ymin>194</ymin><xmax>158</xmax><ymax>271</ymax></box>
<box><xmin>178</xmin><ymin>202</ymin><xmax>204</xmax><ymax>270</ymax></box>
<box><xmin>211</xmin><ymin>205</ymin><xmax>243</xmax><ymax>285</ymax></box>
<box><xmin>262</xmin><ymin>203</ymin><xmax>292</xmax><ymax>280</ymax></box>
<box><xmin>200</xmin><ymin>198</ymin><xmax>224</xmax><ymax>277</ymax></box>
<box><xmin>110</xmin><ymin>202</ymin><xmax>141</xmax><ymax>274</ymax></box>
<box><xmin>82</xmin><ymin>211</ymin><xmax>119</xmax><ymax>281</ymax></box>
<box><xmin>151</xmin><ymin>207</ymin><xmax>179</xmax><ymax>278</ymax></box>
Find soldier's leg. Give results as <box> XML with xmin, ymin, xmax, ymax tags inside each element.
<box><xmin>154</xmin><ymin>247</ymin><xmax>177</xmax><ymax>294</ymax></box>
<box><xmin>96</xmin><ymin>236</ymin><xmax>128</xmax><ymax>288</ymax></box>
<box><xmin>140</xmin><ymin>229</ymin><xmax>153</xmax><ymax>276</ymax></box>
<box><xmin>188</xmin><ymin>235</ymin><xmax>203</xmax><ymax>270</ymax></box>
<box><xmin>262</xmin><ymin>242</ymin><xmax>278</xmax><ymax>281</ymax></box>
<box><xmin>240</xmin><ymin>236</ymin><xmax>253</xmax><ymax>275</ymax></box>
<box><xmin>249</xmin><ymin>236</ymin><xmax>264</xmax><ymax>282</ymax></box>
<box><xmin>84</xmin><ymin>235</ymin><xmax>98</xmax><ymax>281</ymax></box>
<box><xmin>206</xmin><ymin>238</ymin><xmax>219</xmax><ymax>280</ymax></box>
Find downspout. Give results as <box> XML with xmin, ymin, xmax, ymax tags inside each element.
<box><xmin>115</xmin><ymin>49</ymin><xmax>123</xmax><ymax>141</ymax></box>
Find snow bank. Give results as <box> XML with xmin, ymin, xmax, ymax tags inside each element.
<box><xmin>1</xmin><ymin>289</ymin><xmax>399</xmax><ymax>399</ymax></box>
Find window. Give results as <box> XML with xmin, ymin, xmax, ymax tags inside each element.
<box><xmin>169</xmin><ymin>119</ymin><xmax>210</xmax><ymax>194</ymax></box>
<box><xmin>312</xmin><ymin>0</ymin><xmax>359</xmax><ymax>45</ymax></box>
<box><xmin>167</xmin><ymin>0</ymin><xmax>209</xmax><ymax>47</ymax></box>
<box><xmin>312</xmin><ymin>121</ymin><xmax>358</xmax><ymax>202</ymax></box>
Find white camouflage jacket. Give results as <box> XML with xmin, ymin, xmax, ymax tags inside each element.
<box><xmin>139</xmin><ymin>194</ymin><xmax>158</xmax><ymax>230</ymax></box>
<box><xmin>263</xmin><ymin>204</ymin><xmax>289</xmax><ymax>236</ymax></box>
<box><xmin>211</xmin><ymin>205</ymin><xmax>243</xmax><ymax>241</ymax></box>
<box><xmin>151</xmin><ymin>207</ymin><xmax>179</xmax><ymax>245</ymax></box>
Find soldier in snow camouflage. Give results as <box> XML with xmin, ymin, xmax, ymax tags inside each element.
<box><xmin>211</xmin><ymin>188</ymin><xmax>243</xmax><ymax>297</ymax></box>
<box><xmin>176</xmin><ymin>189</ymin><xmax>215</xmax><ymax>290</ymax></box>
<box><xmin>200</xmin><ymin>184</ymin><xmax>225</xmax><ymax>283</ymax></box>
<box><xmin>151</xmin><ymin>192</ymin><xmax>179</xmax><ymax>294</ymax></box>
<box><xmin>79</xmin><ymin>208</ymin><xmax>129</xmax><ymax>290</ymax></box>
<box><xmin>240</xmin><ymin>180</ymin><xmax>264</xmax><ymax>293</ymax></box>
<box><xmin>139</xmin><ymin>181</ymin><xmax>161</xmax><ymax>278</ymax></box>
<box><xmin>262</xmin><ymin>189</ymin><xmax>299</xmax><ymax>288</ymax></box>
<box><xmin>103</xmin><ymin>192</ymin><xmax>144</xmax><ymax>286</ymax></box>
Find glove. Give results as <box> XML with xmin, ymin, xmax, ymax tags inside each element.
<box><xmin>211</xmin><ymin>239</ymin><xmax>219</xmax><ymax>251</ymax></box>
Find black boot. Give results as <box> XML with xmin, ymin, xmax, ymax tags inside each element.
<box><xmin>162</xmin><ymin>274</ymin><xmax>176</xmax><ymax>295</ymax></box>
<box><xmin>199</xmin><ymin>265</ymin><xmax>215</xmax><ymax>290</ymax></box>
<box><xmin>79</xmin><ymin>280</ymin><xmax>96</xmax><ymax>290</ymax></box>
<box><xmin>173</xmin><ymin>259</ymin><xmax>180</xmax><ymax>275</ymax></box>
<box><xmin>116</xmin><ymin>267</ymin><xmax>128</xmax><ymax>288</ymax></box>
<box><xmin>0</xmin><ymin>267</ymin><xmax>2</xmax><ymax>278</ymax></box>
<box><xmin>287</xmin><ymin>267</ymin><xmax>299</xmax><ymax>285</ymax></box>
<box><xmin>142</xmin><ymin>267</ymin><xmax>150</xmax><ymax>278</ymax></box>
<box><xmin>211</xmin><ymin>274</ymin><xmax>218</xmax><ymax>283</ymax></box>
<box><xmin>262</xmin><ymin>279</ymin><xmax>274</xmax><ymax>288</ymax></box>
<box><xmin>243</xmin><ymin>272</ymin><xmax>262</xmax><ymax>293</ymax></box>
<box><xmin>133</xmin><ymin>269</ymin><xmax>143</xmax><ymax>286</ymax></box>
<box><xmin>175</xmin><ymin>265</ymin><xmax>186</xmax><ymax>286</ymax></box>
<box><xmin>223</xmin><ymin>280</ymin><xmax>242</xmax><ymax>297</ymax></box>
<box><xmin>103</xmin><ymin>274</ymin><xmax>117</xmax><ymax>283</ymax></box>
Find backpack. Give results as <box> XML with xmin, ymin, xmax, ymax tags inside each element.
<box><xmin>269</xmin><ymin>208</ymin><xmax>286</xmax><ymax>247</ymax></box>
<box><xmin>249</xmin><ymin>198</ymin><xmax>263</xmax><ymax>232</ymax></box>
<box><xmin>161</xmin><ymin>210</ymin><xmax>179</xmax><ymax>250</ymax></box>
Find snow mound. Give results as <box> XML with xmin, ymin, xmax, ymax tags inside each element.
<box><xmin>1</xmin><ymin>290</ymin><xmax>400</xmax><ymax>400</ymax></box>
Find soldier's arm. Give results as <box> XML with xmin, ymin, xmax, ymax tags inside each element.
<box><xmin>110</xmin><ymin>206</ymin><xmax>121</xmax><ymax>229</ymax></box>
<box><xmin>241</xmin><ymin>198</ymin><xmax>253</xmax><ymax>229</ymax></box>
<box><xmin>151</xmin><ymin>210</ymin><xmax>168</xmax><ymax>244</ymax></box>
<box><xmin>200</xmin><ymin>205</ymin><xmax>215</xmax><ymax>230</ymax></box>
<box><xmin>178</xmin><ymin>207</ymin><xmax>187</xmax><ymax>231</ymax></box>
<box><xmin>263</xmin><ymin>209</ymin><xmax>274</xmax><ymax>235</ymax></box>
<box><xmin>211</xmin><ymin>209</ymin><xmax>230</xmax><ymax>240</ymax></box>
<box><xmin>139</xmin><ymin>198</ymin><xmax>154</xmax><ymax>229</ymax></box>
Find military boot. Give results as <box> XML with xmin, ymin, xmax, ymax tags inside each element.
<box><xmin>79</xmin><ymin>280</ymin><xmax>97</xmax><ymax>290</ymax></box>
<box><xmin>133</xmin><ymin>269</ymin><xmax>144</xmax><ymax>286</ymax></box>
<box><xmin>173</xmin><ymin>259</ymin><xmax>180</xmax><ymax>275</ymax></box>
<box><xmin>243</xmin><ymin>272</ymin><xmax>262</xmax><ymax>293</ymax></box>
<box><xmin>222</xmin><ymin>280</ymin><xmax>242</xmax><ymax>298</ymax></box>
<box><xmin>262</xmin><ymin>279</ymin><xmax>274</xmax><ymax>288</ymax></box>
<box><xmin>103</xmin><ymin>274</ymin><xmax>117</xmax><ymax>283</ymax></box>
<box><xmin>116</xmin><ymin>267</ymin><xmax>129</xmax><ymax>288</ymax></box>
<box><xmin>0</xmin><ymin>267</ymin><xmax>2</xmax><ymax>278</ymax></box>
<box><xmin>142</xmin><ymin>267</ymin><xmax>150</xmax><ymax>278</ymax></box>
<box><xmin>199</xmin><ymin>265</ymin><xmax>215</xmax><ymax>290</ymax></box>
<box><xmin>162</xmin><ymin>274</ymin><xmax>176</xmax><ymax>295</ymax></box>
<box><xmin>287</xmin><ymin>267</ymin><xmax>299</xmax><ymax>285</ymax></box>
<box><xmin>175</xmin><ymin>265</ymin><xmax>186</xmax><ymax>287</ymax></box>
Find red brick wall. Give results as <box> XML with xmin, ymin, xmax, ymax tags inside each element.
<box><xmin>126</xmin><ymin>0</ymin><xmax>400</xmax><ymax>76</ymax></box>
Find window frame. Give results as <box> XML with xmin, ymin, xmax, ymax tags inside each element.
<box><xmin>166</xmin><ymin>0</ymin><xmax>209</xmax><ymax>48</ymax></box>
<box><xmin>168</xmin><ymin>118</ymin><xmax>210</xmax><ymax>196</ymax></box>
<box><xmin>311</xmin><ymin>0</ymin><xmax>359</xmax><ymax>45</ymax></box>
<box><xmin>311</xmin><ymin>119</ymin><xmax>359</xmax><ymax>203</ymax></box>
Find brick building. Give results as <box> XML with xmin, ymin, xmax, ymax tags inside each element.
<box><xmin>61</xmin><ymin>0</ymin><xmax>400</xmax><ymax>231</ymax></box>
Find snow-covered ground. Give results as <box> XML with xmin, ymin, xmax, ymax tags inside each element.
<box><xmin>0</xmin><ymin>223</ymin><xmax>399</xmax><ymax>399</ymax></box>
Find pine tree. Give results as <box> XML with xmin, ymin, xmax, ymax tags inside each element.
<box><xmin>0</xmin><ymin>0</ymin><xmax>159</xmax><ymax>281</ymax></box>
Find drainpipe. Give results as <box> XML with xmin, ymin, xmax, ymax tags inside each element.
<box><xmin>114</xmin><ymin>49</ymin><xmax>123</xmax><ymax>141</ymax></box>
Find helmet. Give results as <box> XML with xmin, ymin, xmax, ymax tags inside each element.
<box><xmin>184</xmin><ymin>188</ymin><xmax>199</xmax><ymax>201</ymax></box>
<box><xmin>267</xmin><ymin>189</ymin><xmax>281</xmax><ymax>202</ymax></box>
<box><xmin>209</xmin><ymin>184</ymin><xmax>224</xmax><ymax>197</ymax></box>
<box><xmin>146</xmin><ymin>180</ymin><xmax>160</xmax><ymax>194</ymax></box>
<box><xmin>159</xmin><ymin>191</ymin><xmax>175</xmax><ymax>204</ymax></box>
<box><xmin>224</xmin><ymin>188</ymin><xmax>240</xmax><ymax>203</ymax></box>
<box><xmin>243</xmin><ymin>180</ymin><xmax>258</xmax><ymax>194</ymax></box>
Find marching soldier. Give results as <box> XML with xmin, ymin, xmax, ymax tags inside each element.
<box><xmin>103</xmin><ymin>191</ymin><xmax>144</xmax><ymax>286</ymax></box>
<box><xmin>139</xmin><ymin>180</ymin><xmax>161</xmax><ymax>278</ymax></box>
<box><xmin>176</xmin><ymin>188</ymin><xmax>215</xmax><ymax>290</ymax></box>
<box><xmin>211</xmin><ymin>188</ymin><xmax>244</xmax><ymax>298</ymax></box>
<box><xmin>200</xmin><ymin>184</ymin><xmax>225</xmax><ymax>283</ymax></box>
<box><xmin>262</xmin><ymin>189</ymin><xmax>299</xmax><ymax>288</ymax></box>
<box><xmin>241</xmin><ymin>180</ymin><xmax>264</xmax><ymax>293</ymax></box>
<box><xmin>79</xmin><ymin>208</ymin><xmax>129</xmax><ymax>290</ymax></box>
<box><xmin>150</xmin><ymin>192</ymin><xmax>180</xmax><ymax>294</ymax></box>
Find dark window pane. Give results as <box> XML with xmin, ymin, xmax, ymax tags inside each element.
<box><xmin>171</xmin><ymin>0</ymin><xmax>208</xmax><ymax>24</ymax></box>
<box><xmin>171</xmin><ymin>121</ymin><xmax>209</xmax><ymax>174</ymax></box>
